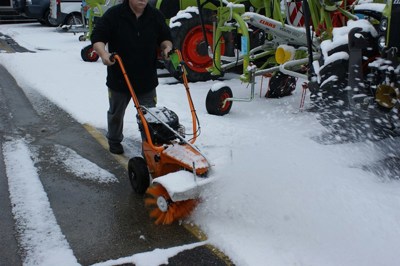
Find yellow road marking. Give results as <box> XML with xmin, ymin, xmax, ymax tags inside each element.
<box><xmin>83</xmin><ymin>123</ymin><xmax>128</xmax><ymax>168</ymax></box>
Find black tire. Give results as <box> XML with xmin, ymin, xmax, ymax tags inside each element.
<box><xmin>64</xmin><ymin>13</ymin><xmax>83</xmax><ymax>26</ymax></box>
<box><xmin>315</xmin><ymin>57</ymin><xmax>350</xmax><ymax>109</ymax></box>
<box><xmin>313</xmin><ymin>54</ymin><xmax>353</xmax><ymax>137</ymax></box>
<box><xmin>78</xmin><ymin>35</ymin><xmax>87</xmax><ymax>42</ymax></box>
<box><xmin>265</xmin><ymin>72</ymin><xmax>297</xmax><ymax>98</ymax></box>
<box><xmin>81</xmin><ymin>44</ymin><xmax>99</xmax><ymax>62</ymax></box>
<box><xmin>205</xmin><ymin>86</ymin><xmax>233</xmax><ymax>116</ymax></box>
<box><xmin>314</xmin><ymin>51</ymin><xmax>372</xmax><ymax>141</ymax></box>
<box><xmin>44</xmin><ymin>9</ymin><xmax>59</xmax><ymax>27</ymax></box>
<box><xmin>169</xmin><ymin>9</ymin><xmax>218</xmax><ymax>82</ymax></box>
<box><xmin>128</xmin><ymin>157</ymin><xmax>150</xmax><ymax>194</ymax></box>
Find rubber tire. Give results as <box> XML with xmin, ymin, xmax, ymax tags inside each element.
<box><xmin>313</xmin><ymin>54</ymin><xmax>352</xmax><ymax>136</ymax></box>
<box><xmin>44</xmin><ymin>9</ymin><xmax>59</xmax><ymax>27</ymax></box>
<box><xmin>170</xmin><ymin>9</ymin><xmax>218</xmax><ymax>82</ymax></box>
<box><xmin>266</xmin><ymin>72</ymin><xmax>297</xmax><ymax>98</ymax></box>
<box><xmin>79</xmin><ymin>35</ymin><xmax>86</xmax><ymax>42</ymax></box>
<box><xmin>205</xmin><ymin>86</ymin><xmax>233</xmax><ymax>116</ymax></box>
<box><xmin>128</xmin><ymin>157</ymin><xmax>150</xmax><ymax>194</ymax></box>
<box><xmin>314</xmin><ymin>52</ymin><xmax>373</xmax><ymax>141</ymax></box>
<box><xmin>81</xmin><ymin>44</ymin><xmax>99</xmax><ymax>62</ymax></box>
<box><xmin>65</xmin><ymin>13</ymin><xmax>83</xmax><ymax>26</ymax></box>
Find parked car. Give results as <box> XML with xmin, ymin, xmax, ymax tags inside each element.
<box><xmin>0</xmin><ymin>0</ymin><xmax>29</xmax><ymax>23</ymax></box>
<box><xmin>12</xmin><ymin>0</ymin><xmax>81</xmax><ymax>26</ymax></box>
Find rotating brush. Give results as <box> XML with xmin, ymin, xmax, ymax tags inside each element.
<box><xmin>144</xmin><ymin>183</ymin><xmax>198</xmax><ymax>225</ymax></box>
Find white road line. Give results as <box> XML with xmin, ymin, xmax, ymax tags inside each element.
<box><xmin>3</xmin><ymin>138</ymin><xmax>80</xmax><ymax>266</ymax></box>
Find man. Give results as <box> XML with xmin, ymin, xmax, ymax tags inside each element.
<box><xmin>91</xmin><ymin>0</ymin><xmax>173</xmax><ymax>154</ymax></box>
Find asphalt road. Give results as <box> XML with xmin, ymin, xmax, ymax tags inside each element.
<box><xmin>0</xmin><ymin>40</ymin><xmax>232</xmax><ymax>265</ymax></box>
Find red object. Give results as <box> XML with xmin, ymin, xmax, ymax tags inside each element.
<box><xmin>286</xmin><ymin>0</ymin><xmax>305</xmax><ymax>27</ymax></box>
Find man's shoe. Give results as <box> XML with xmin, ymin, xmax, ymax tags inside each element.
<box><xmin>109</xmin><ymin>143</ymin><xmax>124</xmax><ymax>154</ymax></box>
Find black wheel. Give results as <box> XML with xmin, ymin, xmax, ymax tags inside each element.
<box><xmin>44</xmin><ymin>9</ymin><xmax>59</xmax><ymax>27</ymax></box>
<box><xmin>81</xmin><ymin>44</ymin><xmax>99</xmax><ymax>62</ymax></box>
<box><xmin>205</xmin><ymin>86</ymin><xmax>233</xmax><ymax>116</ymax></box>
<box><xmin>78</xmin><ymin>35</ymin><xmax>86</xmax><ymax>42</ymax></box>
<box><xmin>313</xmin><ymin>53</ymin><xmax>354</xmax><ymax>138</ymax></box>
<box><xmin>128</xmin><ymin>157</ymin><xmax>150</xmax><ymax>194</ymax></box>
<box><xmin>265</xmin><ymin>72</ymin><xmax>297</xmax><ymax>98</ymax></box>
<box><xmin>64</xmin><ymin>13</ymin><xmax>83</xmax><ymax>26</ymax></box>
<box><xmin>312</xmin><ymin>35</ymin><xmax>373</xmax><ymax>141</ymax></box>
<box><xmin>169</xmin><ymin>9</ymin><xmax>224</xmax><ymax>82</ymax></box>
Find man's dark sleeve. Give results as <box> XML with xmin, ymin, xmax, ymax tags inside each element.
<box><xmin>156</xmin><ymin>10</ymin><xmax>172</xmax><ymax>45</ymax></box>
<box><xmin>90</xmin><ymin>9</ymin><xmax>114</xmax><ymax>45</ymax></box>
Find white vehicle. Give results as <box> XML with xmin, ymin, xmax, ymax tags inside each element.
<box><xmin>50</xmin><ymin>0</ymin><xmax>82</xmax><ymax>26</ymax></box>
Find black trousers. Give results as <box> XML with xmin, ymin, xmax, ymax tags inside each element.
<box><xmin>106</xmin><ymin>88</ymin><xmax>157</xmax><ymax>144</ymax></box>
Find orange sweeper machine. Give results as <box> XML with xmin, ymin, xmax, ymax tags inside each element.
<box><xmin>112</xmin><ymin>50</ymin><xmax>212</xmax><ymax>225</ymax></box>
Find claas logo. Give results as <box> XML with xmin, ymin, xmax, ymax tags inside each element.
<box><xmin>259</xmin><ymin>20</ymin><xmax>276</xmax><ymax>28</ymax></box>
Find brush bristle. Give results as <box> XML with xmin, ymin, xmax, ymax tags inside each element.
<box><xmin>144</xmin><ymin>184</ymin><xmax>198</xmax><ymax>225</ymax></box>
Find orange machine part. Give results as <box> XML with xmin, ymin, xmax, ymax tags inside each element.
<box><xmin>144</xmin><ymin>184</ymin><xmax>198</xmax><ymax>225</ymax></box>
<box><xmin>142</xmin><ymin>141</ymin><xmax>208</xmax><ymax>178</ymax></box>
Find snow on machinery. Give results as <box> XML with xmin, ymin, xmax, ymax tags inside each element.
<box><xmin>156</xmin><ymin>0</ymin><xmax>273</xmax><ymax>82</ymax></box>
<box><xmin>307</xmin><ymin>0</ymin><xmax>400</xmax><ymax>140</ymax></box>
<box><xmin>191</xmin><ymin>0</ymin><xmax>399</xmax><ymax>138</ymax></box>
<box><xmin>112</xmin><ymin>50</ymin><xmax>213</xmax><ymax>225</ymax></box>
<box><xmin>160</xmin><ymin>0</ymin><xmax>355</xmax><ymax>114</ymax></box>
<box><xmin>195</xmin><ymin>0</ymin><xmax>358</xmax><ymax>115</ymax></box>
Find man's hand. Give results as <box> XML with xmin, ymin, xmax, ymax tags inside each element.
<box><xmin>92</xmin><ymin>42</ymin><xmax>115</xmax><ymax>66</ymax></box>
<box><xmin>100</xmin><ymin>52</ymin><xmax>115</xmax><ymax>66</ymax></box>
<box><xmin>160</xmin><ymin>40</ymin><xmax>173</xmax><ymax>59</ymax></box>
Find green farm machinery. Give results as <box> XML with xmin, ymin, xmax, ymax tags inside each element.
<box><xmin>157</xmin><ymin>0</ymin><xmax>399</xmax><ymax>138</ymax></box>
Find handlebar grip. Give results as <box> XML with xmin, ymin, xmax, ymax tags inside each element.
<box><xmin>109</xmin><ymin>53</ymin><xmax>116</xmax><ymax>62</ymax></box>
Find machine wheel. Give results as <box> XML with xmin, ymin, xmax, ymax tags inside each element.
<box><xmin>128</xmin><ymin>157</ymin><xmax>150</xmax><ymax>194</ymax></box>
<box><xmin>144</xmin><ymin>183</ymin><xmax>197</xmax><ymax>225</ymax></box>
<box><xmin>265</xmin><ymin>72</ymin><xmax>297</xmax><ymax>98</ymax></box>
<box><xmin>205</xmin><ymin>86</ymin><xmax>233</xmax><ymax>116</ymax></box>
<box><xmin>81</xmin><ymin>44</ymin><xmax>99</xmax><ymax>62</ymax></box>
<box><xmin>169</xmin><ymin>9</ymin><xmax>225</xmax><ymax>82</ymax></box>
<box><xmin>78</xmin><ymin>35</ymin><xmax>87</xmax><ymax>42</ymax></box>
<box><xmin>313</xmin><ymin>53</ymin><xmax>353</xmax><ymax>138</ymax></box>
<box><xmin>314</xmin><ymin>48</ymin><xmax>375</xmax><ymax>140</ymax></box>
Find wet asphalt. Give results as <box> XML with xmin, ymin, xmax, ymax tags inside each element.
<box><xmin>0</xmin><ymin>38</ymin><xmax>231</xmax><ymax>265</ymax></box>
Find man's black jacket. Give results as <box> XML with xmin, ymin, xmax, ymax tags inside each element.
<box><xmin>91</xmin><ymin>2</ymin><xmax>172</xmax><ymax>95</ymax></box>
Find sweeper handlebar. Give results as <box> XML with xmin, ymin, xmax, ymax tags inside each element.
<box><xmin>109</xmin><ymin>53</ymin><xmax>165</xmax><ymax>153</ymax></box>
<box><xmin>110</xmin><ymin>51</ymin><xmax>201</xmax><ymax>146</ymax></box>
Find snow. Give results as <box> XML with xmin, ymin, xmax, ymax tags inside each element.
<box><xmin>333</xmin><ymin>19</ymin><xmax>378</xmax><ymax>38</ymax></box>
<box><xmin>320</xmin><ymin>19</ymin><xmax>378</xmax><ymax>60</ymax></box>
<box><xmin>169</xmin><ymin>7</ymin><xmax>197</xmax><ymax>28</ymax></box>
<box><xmin>1</xmin><ymin>22</ymin><xmax>400</xmax><ymax>266</ymax></box>
<box><xmin>3</xmin><ymin>138</ymin><xmax>80</xmax><ymax>266</ymax></box>
<box><xmin>210</xmin><ymin>81</ymin><xmax>229</xmax><ymax>92</ymax></box>
<box><xmin>320</xmin><ymin>74</ymin><xmax>338</xmax><ymax>88</ymax></box>
<box><xmin>354</xmin><ymin>3</ymin><xmax>386</xmax><ymax>13</ymax></box>
<box><xmin>52</xmin><ymin>144</ymin><xmax>119</xmax><ymax>183</ymax></box>
<box><xmin>154</xmin><ymin>170</ymin><xmax>215</xmax><ymax>202</ymax></box>
<box><xmin>91</xmin><ymin>241</ymin><xmax>207</xmax><ymax>266</ymax></box>
<box><xmin>320</xmin><ymin>51</ymin><xmax>349</xmax><ymax>70</ymax></box>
